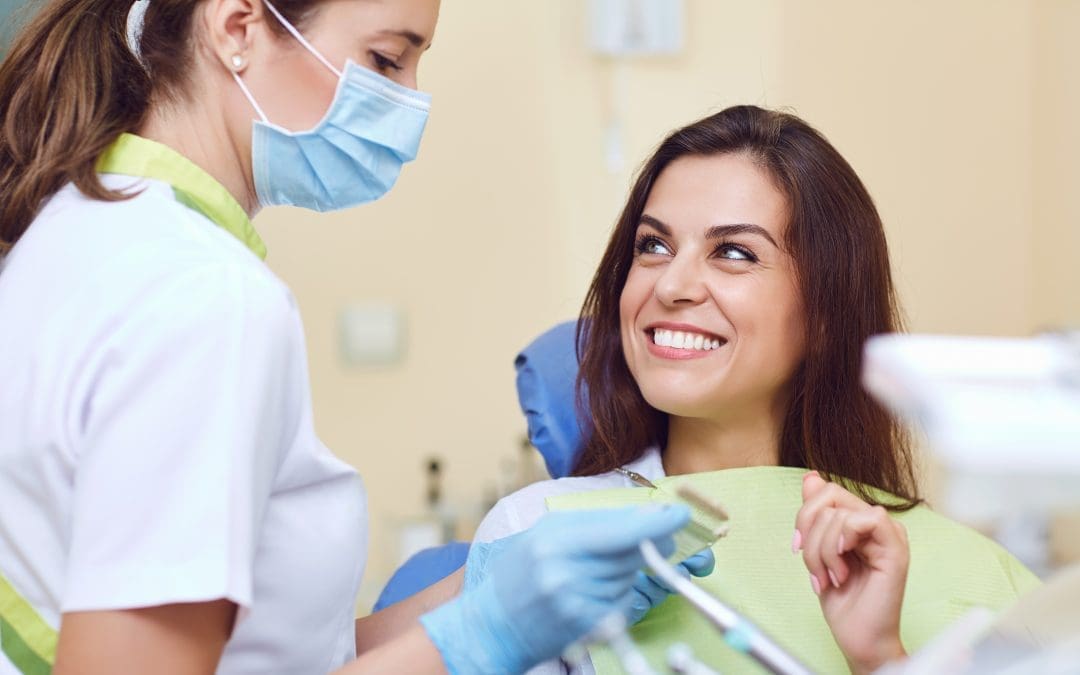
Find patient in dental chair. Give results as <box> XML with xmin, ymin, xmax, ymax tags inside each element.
<box><xmin>473</xmin><ymin>106</ymin><xmax>1038</xmax><ymax>675</ymax></box>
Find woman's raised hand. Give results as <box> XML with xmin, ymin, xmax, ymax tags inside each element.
<box><xmin>794</xmin><ymin>472</ymin><xmax>909</xmax><ymax>674</ymax></box>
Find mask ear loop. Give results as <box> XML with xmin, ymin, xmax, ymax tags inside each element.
<box><xmin>261</xmin><ymin>0</ymin><xmax>343</xmax><ymax>79</ymax></box>
<box><xmin>231</xmin><ymin>70</ymin><xmax>270</xmax><ymax>123</ymax></box>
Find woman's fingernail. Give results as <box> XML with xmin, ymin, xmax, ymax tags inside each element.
<box><xmin>810</xmin><ymin>574</ymin><xmax>821</xmax><ymax>596</ymax></box>
<box><xmin>828</xmin><ymin>569</ymin><xmax>840</xmax><ymax>588</ymax></box>
<box><xmin>791</xmin><ymin>529</ymin><xmax>802</xmax><ymax>553</ymax></box>
<box><xmin>837</xmin><ymin>534</ymin><xmax>845</xmax><ymax>555</ymax></box>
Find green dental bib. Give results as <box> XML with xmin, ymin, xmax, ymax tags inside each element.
<box><xmin>547</xmin><ymin>466</ymin><xmax>1039</xmax><ymax>674</ymax></box>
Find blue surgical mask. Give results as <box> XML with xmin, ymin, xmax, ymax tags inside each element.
<box><xmin>232</xmin><ymin>1</ymin><xmax>431</xmax><ymax>211</ymax></box>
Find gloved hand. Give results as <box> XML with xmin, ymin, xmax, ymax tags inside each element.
<box><xmin>464</xmin><ymin>535</ymin><xmax>716</xmax><ymax>625</ymax></box>
<box><xmin>420</xmin><ymin>505</ymin><xmax>689</xmax><ymax>674</ymax></box>
<box><xmin>625</xmin><ymin>547</ymin><xmax>716</xmax><ymax>624</ymax></box>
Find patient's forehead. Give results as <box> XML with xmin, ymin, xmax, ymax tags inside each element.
<box><xmin>643</xmin><ymin>153</ymin><xmax>790</xmax><ymax>241</ymax></box>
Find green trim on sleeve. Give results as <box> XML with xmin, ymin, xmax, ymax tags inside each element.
<box><xmin>0</xmin><ymin>574</ymin><xmax>56</xmax><ymax>674</ymax></box>
<box><xmin>97</xmin><ymin>133</ymin><xmax>267</xmax><ymax>259</ymax></box>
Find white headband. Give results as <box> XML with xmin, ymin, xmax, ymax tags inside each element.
<box><xmin>126</xmin><ymin>0</ymin><xmax>150</xmax><ymax>64</ymax></box>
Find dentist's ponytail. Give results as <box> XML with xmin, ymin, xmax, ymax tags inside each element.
<box><xmin>0</xmin><ymin>0</ymin><xmax>151</xmax><ymax>254</ymax></box>
<box><xmin>0</xmin><ymin>0</ymin><xmax>319</xmax><ymax>255</ymax></box>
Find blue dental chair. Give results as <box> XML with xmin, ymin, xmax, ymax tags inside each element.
<box><xmin>373</xmin><ymin>320</ymin><xmax>586</xmax><ymax>611</ymax></box>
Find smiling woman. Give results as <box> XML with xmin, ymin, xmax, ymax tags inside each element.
<box><xmin>576</xmin><ymin>106</ymin><xmax>912</xmax><ymax>500</ymax></box>
<box><xmin>618</xmin><ymin>152</ymin><xmax>806</xmax><ymax>470</ymax></box>
<box><xmin>471</xmin><ymin>106</ymin><xmax>1038</xmax><ymax>675</ymax></box>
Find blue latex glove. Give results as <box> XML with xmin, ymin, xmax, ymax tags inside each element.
<box><xmin>464</xmin><ymin>535</ymin><xmax>716</xmax><ymax>625</ymax></box>
<box><xmin>625</xmin><ymin>547</ymin><xmax>716</xmax><ymax>624</ymax></box>
<box><xmin>420</xmin><ymin>505</ymin><xmax>689</xmax><ymax>674</ymax></box>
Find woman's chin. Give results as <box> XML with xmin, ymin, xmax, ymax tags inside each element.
<box><xmin>641</xmin><ymin>390</ymin><xmax>725</xmax><ymax>420</ymax></box>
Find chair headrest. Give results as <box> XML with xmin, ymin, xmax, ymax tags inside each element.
<box><xmin>514</xmin><ymin>320</ymin><xmax>590</xmax><ymax>478</ymax></box>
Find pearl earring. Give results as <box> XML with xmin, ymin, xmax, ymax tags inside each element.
<box><xmin>230</xmin><ymin>54</ymin><xmax>245</xmax><ymax>70</ymax></box>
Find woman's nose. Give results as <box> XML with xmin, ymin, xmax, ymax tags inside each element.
<box><xmin>654</xmin><ymin>255</ymin><xmax>708</xmax><ymax>306</ymax></box>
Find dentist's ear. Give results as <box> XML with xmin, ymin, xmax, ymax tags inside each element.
<box><xmin>200</xmin><ymin>0</ymin><xmax>268</xmax><ymax>74</ymax></box>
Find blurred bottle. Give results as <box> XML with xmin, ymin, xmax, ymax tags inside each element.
<box><xmin>426</xmin><ymin>457</ymin><xmax>456</xmax><ymax>544</ymax></box>
<box><xmin>495</xmin><ymin>435</ymin><xmax>548</xmax><ymax>499</ymax></box>
<box><xmin>395</xmin><ymin>455</ymin><xmax>456</xmax><ymax>565</ymax></box>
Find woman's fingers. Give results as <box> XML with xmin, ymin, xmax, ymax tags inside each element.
<box><xmin>819</xmin><ymin>508</ymin><xmax>850</xmax><ymax>587</ymax></box>
<box><xmin>839</xmin><ymin>506</ymin><xmax>910</xmax><ymax>571</ymax></box>
<box><xmin>796</xmin><ymin>473</ymin><xmax>872</xmax><ymax>541</ymax></box>
<box><xmin>800</xmin><ymin>506</ymin><xmax>836</xmax><ymax>595</ymax></box>
<box><xmin>792</xmin><ymin>475</ymin><xmax>911</xmax><ymax>675</ymax></box>
<box><xmin>795</xmin><ymin>471</ymin><xmax>910</xmax><ymax>593</ymax></box>
<box><xmin>800</xmin><ymin>505</ymin><xmax>908</xmax><ymax>594</ymax></box>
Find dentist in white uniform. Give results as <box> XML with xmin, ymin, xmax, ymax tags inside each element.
<box><xmin>0</xmin><ymin>0</ymin><xmax>702</xmax><ymax>673</ymax></box>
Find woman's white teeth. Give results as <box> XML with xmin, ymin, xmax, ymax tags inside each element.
<box><xmin>652</xmin><ymin>329</ymin><xmax>722</xmax><ymax>351</ymax></box>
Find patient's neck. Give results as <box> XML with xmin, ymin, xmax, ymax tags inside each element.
<box><xmin>661</xmin><ymin>408</ymin><xmax>783</xmax><ymax>476</ymax></box>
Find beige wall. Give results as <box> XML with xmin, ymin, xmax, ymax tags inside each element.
<box><xmin>777</xmin><ymin>2</ymin><xmax>1036</xmax><ymax>334</ymax></box>
<box><xmin>1032</xmin><ymin>1</ymin><xmax>1080</xmax><ymax>329</ymax></box>
<box><xmin>254</xmin><ymin>1</ymin><xmax>1080</xmax><ymax>608</ymax></box>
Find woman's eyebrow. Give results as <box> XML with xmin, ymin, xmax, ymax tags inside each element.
<box><xmin>706</xmin><ymin>223</ymin><xmax>779</xmax><ymax>248</ymax></box>
<box><xmin>640</xmin><ymin>215</ymin><xmax>779</xmax><ymax>249</ymax></box>
<box><xmin>639</xmin><ymin>214</ymin><xmax>672</xmax><ymax>235</ymax></box>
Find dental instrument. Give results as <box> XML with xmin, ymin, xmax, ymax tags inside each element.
<box><xmin>592</xmin><ymin>613</ymin><xmax>659</xmax><ymax>675</ymax></box>
<box><xmin>667</xmin><ymin>644</ymin><xmax>722</xmax><ymax>675</ymax></box>
<box><xmin>639</xmin><ymin>538</ymin><xmax>813</xmax><ymax>675</ymax></box>
<box><xmin>614</xmin><ymin>468</ymin><xmax>731</xmax><ymax>562</ymax></box>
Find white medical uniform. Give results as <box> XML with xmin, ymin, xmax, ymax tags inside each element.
<box><xmin>0</xmin><ymin>134</ymin><xmax>367</xmax><ymax>674</ymax></box>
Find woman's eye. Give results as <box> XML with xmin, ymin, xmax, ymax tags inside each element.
<box><xmin>635</xmin><ymin>236</ymin><xmax>673</xmax><ymax>256</ymax></box>
<box><xmin>370</xmin><ymin>51</ymin><xmax>403</xmax><ymax>73</ymax></box>
<box><xmin>716</xmin><ymin>244</ymin><xmax>756</xmax><ymax>262</ymax></box>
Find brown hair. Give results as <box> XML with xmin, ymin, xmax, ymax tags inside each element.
<box><xmin>0</xmin><ymin>0</ymin><xmax>318</xmax><ymax>254</ymax></box>
<box><xmin>573</xmin><ymin>105</ymin><xmax>919</xmax><ymax>508</ymax></box>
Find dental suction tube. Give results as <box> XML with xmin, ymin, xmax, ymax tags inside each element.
<box><xmin>639</xmin><ymin>540</ymin><xmax>814</xmax><ymax>675</ymax></box>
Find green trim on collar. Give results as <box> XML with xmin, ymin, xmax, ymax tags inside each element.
<box><xmin>97</xmin><ymin>133</ymin><xmax>267</xmax><ymax>259</ymax></box>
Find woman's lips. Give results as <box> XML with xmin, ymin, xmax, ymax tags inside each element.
<box><xmin>645</xmin><ymin>326</ymin><xmax>727</xmax><ymax>360</ymax></box>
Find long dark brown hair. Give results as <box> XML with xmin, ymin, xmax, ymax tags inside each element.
<box><xmin>0</xmin><ymin>0</ymin><xmax>318</xmax><ymax>255</ymax></box>
<box><xmin>573</xmin><ymin>105</ymin><xmax>919</xmax><ymax>508</ymax></box>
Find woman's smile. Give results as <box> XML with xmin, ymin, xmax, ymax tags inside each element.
<box><xmin>644</xmin><ymin>322</ymin><xmax>728</xmax><ymax>360</ymax></box>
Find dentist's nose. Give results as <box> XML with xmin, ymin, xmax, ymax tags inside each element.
<box><xmin>654</xmin><ymin>254</ymin><xmax>708</xmax><ymax>306</ymax></box>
